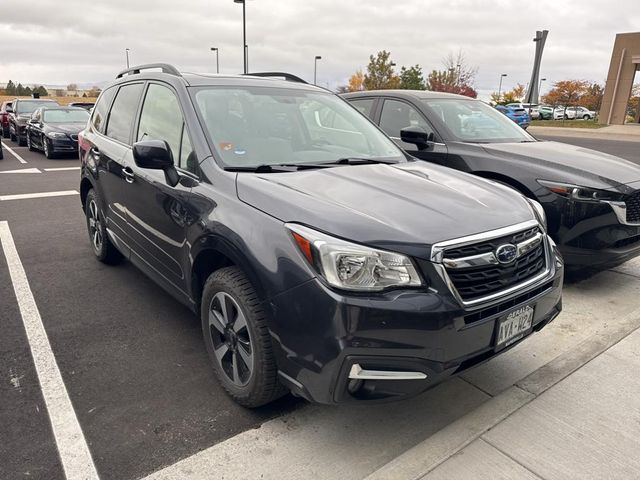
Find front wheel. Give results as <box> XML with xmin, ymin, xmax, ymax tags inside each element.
<box><xmin>43</xmin><ymin>138</ymin><xmax>55</xmax><ymax>159</ymax></box>
<box><xmin>583</xmin><ymin>115</ymin><xmax>590</xmax><ymax>120</ymax></box>
<box><xmin>201</xmin><ymin>266</ymin><xmax>286</xmax><ymax>408</ymax></box>
<box><xmin>85</xmin><ymin>189</ymin><xmax>122</xmax><ymax>264</ymax></box>
<box><xmin>10</xmin><ymin>128</ymin><xmax>16</xmax><ymax>142</ymax></box>
<box><xmin>26</xmin><ymin>133</ymin><xmax>35</xmax><ymax>151</ymax></box>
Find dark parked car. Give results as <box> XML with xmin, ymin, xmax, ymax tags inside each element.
<box><xmin>26</xmin><ymin>106</ymin><xmax>90</xmax><ymax>158</ymax></box>
<box><xmin>0</xmin><ymin>136</ymin><xmax>3</xmax><ymax>159</ymax></box>
<box><xmin>9</xmin><ymin>98</ymin><xmax>60</xmax><ymax>145</ymax></box>
<box><xmin>343</xmin><ymin>90</ymin><xmax>640</xmax><ymax>271</ymax></box>
<box><xmin>495</xmin><ymin>105</ymin><xmax>530</xmax><ymax>129</ymax></box>
<box><xmin>80</xmin><ymin>64</ymin><xmax>562</xmax><ymax>407</ymax></box>
<box><xmin>1</xmin><ymin>101</ymin><xmax>12</xmax><ymax>138</ymax></box>
<box><xmin>68</xmin><ymin>102</ymin><xmax>95</xmax><ymax>111</ymax></box>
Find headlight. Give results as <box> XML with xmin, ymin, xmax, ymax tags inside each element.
<box><xmin>47</xmin><ymin>132</ymin><xmax>67</xmax><ymax>139</ymax></box>
<box><xmin>286</xmin><ymin>223</ymin><xmax>423</xmax><ymax>291</ymax></box>
<box><xmin>537</xmin><ymin>180</ymin><xmax>624</xmax><ymax>203</ymax></box>
<box><xmin>527</xmin><ymin>198</ymin><xmax>547</xmax><ymax>231</ymax></box>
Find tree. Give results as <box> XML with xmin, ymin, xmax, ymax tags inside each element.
<box><xmin>363</xmin><ymin>51</ymin><xmax>400</xmax><ymax>90</ymax></box>
<box><xmin>5</xmin><ymin>80</ymin><xmax>16</xmax><ymax>95</ymax></box>
<box><xmin>628</xmin><ymin>83</ymin><xmax>640</xmax><ymax>121</ymax></box>
<box><xmin>580</xmin><ymin>82</ymin><xmax>604</xmax><ymax>112</ymax></box>
<box><xmin>347</xmin><ymin>69</ymin><xmax>365</xmax><ymax>92</ymax></box>
<box><xmin>67</xmin><ymin>83</ymin><xmax>78</xmax><ymax>92</ymax></box>
<box><xmin>34</xmin><ymin>85</ymin><xmax>49</xmax><ymax>96</ymax></box>
<box><xmin>399</xmin><ymin>65</ymin><xmax>426</xmax><ymax>90</ymax></box>
<box><xmin>16</xmin><ymin>83</ymin><xmax>26</xmax><ymax>96</ymax></box>
<box><xmin>88</xmin><ymin>86</ymin><xmax>102</xmax><ymax>98</ymax></box>
<box><xmin>491</xmin><ymin>84</ymin><xmax>526</xmax><ymax>105</ymax></box>
<box><xmin>426</xmin><ymin>69</ymin><xmax>477</xmax><ymax>98</ymax></box>
<box><xmin>426</xmin><ymin>50</ymin><xmax>478</xmax><ymax>98</ymax></box>
<box><xmin>542</xmin><ymin>80</ymin><xmax>589</xmax><ymax>107</ymax></box>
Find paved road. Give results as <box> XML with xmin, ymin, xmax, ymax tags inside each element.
<box><xmin>1</xmin><ymin>136</ymin><xmax>639</xmax><ymax>480</ymax></box>
<box><xmin>535</xmin><ymin>133</ymin><xmax>639</xmax><ymax>164</ymax></box>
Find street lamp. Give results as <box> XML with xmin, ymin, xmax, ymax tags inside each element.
<box><xmin>498</xmin><ymin>73</ymin><xmax>507</xmax><ymax>102</ymax></box>
<box><xmin>539</xmin><ymin>77</ymin><xmax>547</xmax><ymax>96</ymax></box>
<box><xmin>125</xmin><ymin>48</ymin><xmax>130</xmax><ymax>68</ymax></box>
<box><xmin>313</xmin><ymin>56</ymin><xmax>322</xmax><ymax>85</ymax></box>
<box><xmin>211</xmin><ymin>47</ymin><xmax>219</xmax><ymax>74</ymax></box>
<box><xmin>234</xmin><ymin>0</ymin><xmax>247</xmax><ymax>74</ymax></box>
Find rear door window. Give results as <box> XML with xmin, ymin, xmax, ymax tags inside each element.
<box><xmin>106</xmin><ymin>83</ymin><xmax>144</xmax><ymax>144</ymax></box>
<box><xmin>349</xmin><ymin>98</ymin><xmax>376</xmax><ymax>119</ymax></box>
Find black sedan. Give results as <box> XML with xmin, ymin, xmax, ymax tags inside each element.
<box><xmin>26</xmin><ymin>107</ymin><xmax>90</xmax><ymax>158</ymax></box>
<box><xmin>342</xmin><ymin>90</ymin><xmax>640</xmax><ymax>271</ymax></box>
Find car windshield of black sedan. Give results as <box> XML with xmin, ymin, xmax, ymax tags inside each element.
<box><xmin>43</xmin><ymin>109</ymin><xmax>90</xmax><ymax>123</ymax></box>
<box><xmin>422</xmin><ymin>98</ymin><xmax>536</xmax><ymax>143</ymax></box>
<box><xmin>193</xmin><ymin>86</ymin><xmax>405</xmax><ymax>168</ymax></box>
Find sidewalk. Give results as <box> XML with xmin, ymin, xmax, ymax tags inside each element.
<box><xmin>529</xmin><ymin>123</ymin><xmax>640</xmax><ymax>142</ymax></box>
<box><xmin>367</xmin><ymin>259</ymin><xmax>640</xmax><ymax>480</ymax></box>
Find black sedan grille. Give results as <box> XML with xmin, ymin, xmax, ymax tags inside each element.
<box><xmin>444</xmin><ymin>227</ymin><xmax>547</xmax><ymax>302</ymax></box>
<box><xmin>627</xmin><ymin>191</ymin><xmax>640</xmax><ymax>223</ymax></box>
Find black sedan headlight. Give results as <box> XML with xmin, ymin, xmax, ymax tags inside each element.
<box><xmin>537</xmin><ymin>180</ymin><xmax>625</xmax><ymax>203</ymax></box>
<box><xmin>46</xmin><ymin>132</ymin><xmax>67</xmax><ymax>139</ymax></box>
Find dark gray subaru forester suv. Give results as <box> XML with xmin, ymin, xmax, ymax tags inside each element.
<box><xmin>79</xmin><ymin>64</ymin><xmax>563</xmax><ymax>407</ymax></box>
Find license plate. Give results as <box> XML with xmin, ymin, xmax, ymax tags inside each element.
<box><xmin>496</xmin><ymin>305</ymin><xmax>534</xmax><ymax>348</ymax></box>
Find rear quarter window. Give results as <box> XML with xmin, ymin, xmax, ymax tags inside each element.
<box><xmin>91</xmin><ymin>87</ymin><xmax>117</xmax><ymax>134</ymax></box>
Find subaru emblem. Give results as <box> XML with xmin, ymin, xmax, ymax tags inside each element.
<box><xmin>496</xmin><ymin>244</ymin><xmax>518</xmax><ymax>264</ymax></box>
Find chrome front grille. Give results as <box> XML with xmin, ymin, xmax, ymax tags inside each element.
<box><xmin>627</xmin><ymin>191</ymin><xmax>640</xmax><ymax>223</ymax></box>
<box><xmin>431</xmin><ymin>221</ymin><xmax>552</xmax><ymax>307</ymax></box>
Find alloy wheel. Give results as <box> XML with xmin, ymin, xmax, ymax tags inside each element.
<box><xmin>209</xmin><ymin>291</ymin><xmax>254</xmax><ymax>387</ymax></box>
<box><xmin>43</xmin><ymin>139</ymin><xmax>50</xmax><ymax>157</ymax></box>
<box><xmin>87</xmin><ymin>199</ymin><xmax>103</xmax><ymax>252</ymax></box>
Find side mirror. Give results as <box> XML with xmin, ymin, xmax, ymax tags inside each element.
<box><xmin>400</xmin><ymin>126</ymin><xmax>434</xmax><ymax>150</ymax></box>
<box><xmin>5</xmin><ymin>106</ymin><xmax>13</xmax><ymax>113</ymax></box>
<box><xmin>133</xmin><ymin>139</ymin><xmax>179</xmax><ymax>187</ymax></box>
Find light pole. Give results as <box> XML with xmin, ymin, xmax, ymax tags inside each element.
<box><xmin>539</xmin><ymin>77</ymin><xmax>547</xmax><ymax>96</ymax></box>
<box><xmin>498</xmin><ymin>73</ymin><xmax>507</xmax><ymax>102</ymax></box>
<box><xmin>211</xmin><ymin>47</ymin><xmax>219</xmax><ymax>73</ymax></box>
<box><xmin>234</xmin><ymin>0</ymin><xmax>247</xmax><ymax>74</ymax></box>
<box><xmin>314</xmin><ymin>56</ymin><xmax>322</xmax><ymax>85</ymax></box>
<box><xmin>125</xmin><ymin>48</ymin><xmax>130</xmax><ymax>68</ymax></box>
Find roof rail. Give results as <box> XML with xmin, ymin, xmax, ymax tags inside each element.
<box><xmin>116</xmin><ymin>63</ymin><xmax>181</xmax><ymax>79</ymax></box>
<box><xmin>244</xmin><ymin>72</ymin><xmax>308</xmax><ymax>84</ymax></box>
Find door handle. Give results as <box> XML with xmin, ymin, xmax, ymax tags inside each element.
<box><xmin>122</xmin><ymin>166</ymin><xmax>135</xmax><ymax>184</ymax></box>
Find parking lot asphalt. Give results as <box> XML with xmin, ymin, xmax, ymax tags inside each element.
<box><xmin>1</xmin><ymin>134</ymin><xmax>639</xmax><ymax>480</ymax></box>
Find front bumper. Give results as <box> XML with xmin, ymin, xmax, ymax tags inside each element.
<box><xmin>269</xmin><ymin>253</ymin><xmax>563</xmax><ymax>404</ymax></box>
<box><xmin>545</xmin><ymin>197</ymin><xmax>640</xmax><ymax>268</ymax></box>
<box><xmin>50</xmin><ymin>137</ymin><xmax>79</xmax><ymax>153</ymax></box>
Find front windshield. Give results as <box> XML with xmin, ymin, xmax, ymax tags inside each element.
<box><xmin>43</xmin><ymin>109</ymin><xmax>90</xmax><ymax>123</ymax></box>
<box><xmin>193</xmin><ymin>86</ymin><xmax>404</xmax><ymax>168</ymax></box>
<box><xmin>16</xmin><ymin>101</ymin><xmax>55</xmax><ymax>115</ymax></box>
<box><xmin>422</xmin><ymin>98</ymin><xmax>535</xmax><ymax>143</ymax></box>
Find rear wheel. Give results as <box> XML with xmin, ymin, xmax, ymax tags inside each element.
<box><xmin>201</xmin><ymin>266</ymin><xmax>285</xmax><ymax>408</ymax></box>
<box><xmin>85</xmin><ymin>189</ymin><xmax>122</xmax><ymax>264</ymax></box>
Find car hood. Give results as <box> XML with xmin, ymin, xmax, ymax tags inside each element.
<box><xmin>44</xmin><ymin>123</ymin><xmax>86</xmax><ymax>134</ymax></box>
<box><xmin>482</xmin><ymin>141</ymin><xmax>640</xmax><ymax>189</ymax></box>
<box><xmin>236</xmin><ymin>162</ymin><xmax>535</xmax><ymax>259</ymax></box>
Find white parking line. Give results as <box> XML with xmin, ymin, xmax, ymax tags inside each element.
<box><xmin>44</xmin><ymin>167</ymin><xmax>81</xmax><ymax>172</ymax></box>
<box><xmin>1</xmin><ymin>141</ymin><xmax>28</xmax><ymax>163</ymax></box>
<box><xmin>0</xmin><ymin>190</ymin><xmax>79</xmax><ymax>201</ymax></box>
<box><xmin>0</xmin><ymin>168</ymin><xmax>41</xmax><ymax>174</ymax></box>
<box><xmin>0</xmin><ymin>221</ymin><xmax>100</xmax><ymax>480</ymax></box>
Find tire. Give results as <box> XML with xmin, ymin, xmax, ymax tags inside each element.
<box><xmin>583</xmin><ymin>115</ymin><xmax>590</xmax><ymax>120</ymax></box>
<box><xmin>0</xmin><ymin>148</ymin><xmax>3</xmax><ymax>160</ymax></box>
<box><xmin>564</xmin><ymin>114</ymin><xmax>569</xmax><ymax>120</ymax></box>
<box><xmin>201</xmin><ymin>266</ymin><xmax>286</xmax><ymax>408</ymax></box>
<box><xmin>10</xmin><ymin>127</ymin><xmax>16</xmax><ymax>142</ymax></box>
<box><xmin>2</xmin><ymin>127</ymin><xmax>8</xmax><ymax>139</ymax></box>
<box><xmin>43</xmin><ymin>138</ymin><xmax>55</xmax><ymax>159</ymax></box>
<box><xmin>18</xmin><ymin>133</ymin><xmax>26</xmax><ymax>147</ymax></box>
<box><xmin>85</xmin><ymin>189</ymin><xmax>122</xmax><ymax>264</ymax></box>
<box><xmin>26</xmin><ymin>133</ymin><xmax>35</xmax><ymax>151</ymax></box>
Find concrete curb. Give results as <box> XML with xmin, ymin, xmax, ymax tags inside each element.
<box><xmin>364</xmin><ymin>306</ymin><xmax>640</xmax><ymax>480</ymax></box>
<box><xmin>529</xmin><ymin>126</ymin><xmax>640</xmax><ymax>142</ymax></box>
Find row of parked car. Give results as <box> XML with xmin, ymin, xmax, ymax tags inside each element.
<box><xmin>73</xmin><ymin>64</ymin><xmax>640</xmax><ymax>408</ymax></box>
<box><xmin>0</xmin><ymin>97</ymin><xmax>93</xmax><ymax>158</ymax></box>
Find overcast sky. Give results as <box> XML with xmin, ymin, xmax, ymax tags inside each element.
<box><xmin>1</xmin><ymin>0</ymin><xmax>639</xmax><ymax>99</ymax></box>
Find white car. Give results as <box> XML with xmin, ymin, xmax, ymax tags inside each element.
<box><xmin>563</xmin><ymin>106</ymin><xmax>596</xmax><ymax>120</ymax></box>
<box><xmin>506</xmin><ymin>102</ymin><xmax>540</xmax><ymax>119</ymax></box>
